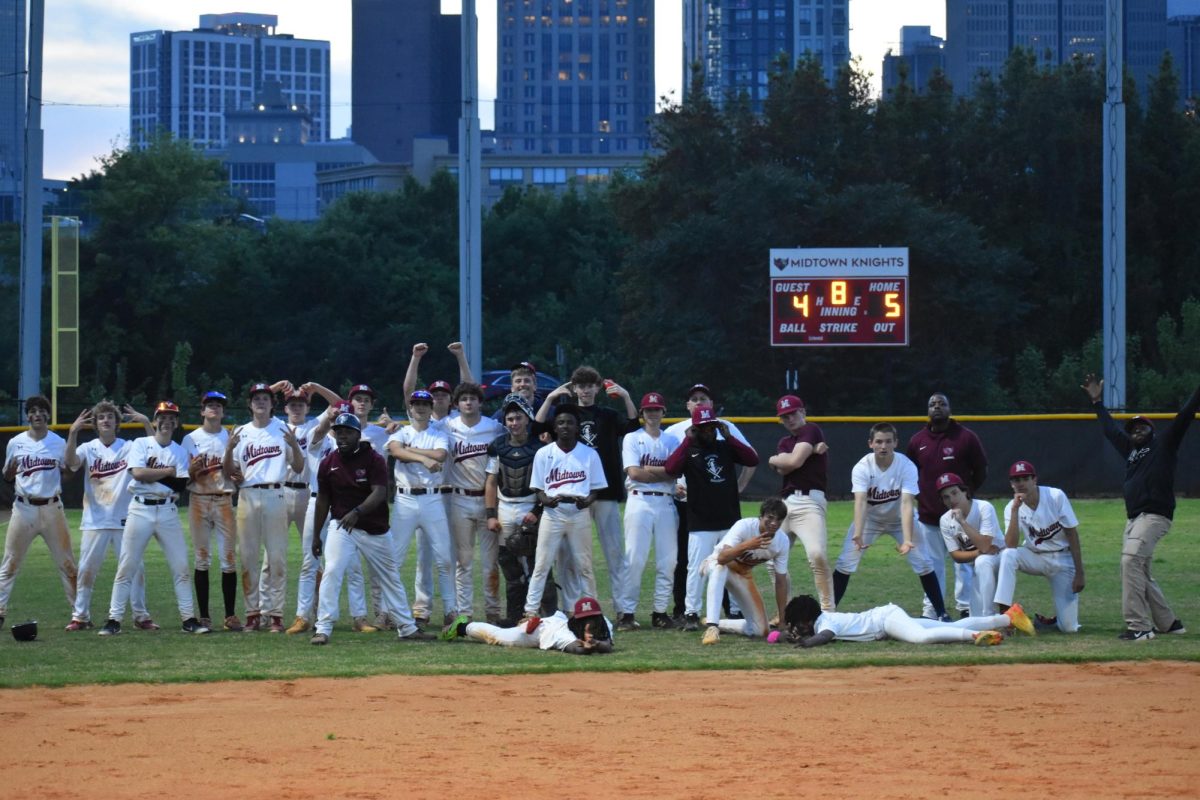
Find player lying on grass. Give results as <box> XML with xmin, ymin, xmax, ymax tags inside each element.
<box><xmin>441</xmin><ymin>596</ymin><xmax>614</xmax><ymax>655</ymax></box>
<box><xmin>782</xmin><ymin>594</ymin><xmax>1035</xmax><ymax>648</ymax></box>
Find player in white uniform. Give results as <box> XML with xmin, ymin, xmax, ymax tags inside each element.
<box><xmin>64</xmin><ymin>401</ymin><xmax>155</xmax><ymax>630</ymax></box>
<box><xmin>223</xmin><ymin>383</ymin><xmax>303</xmax><ymax>633</ymax></box>
<box><xmin>387</xmin><ymin>389</ymin><xmax>457</xmax><ymax>627</ymax></box>
<box><xmin>442</xmin><ymin>596</ymin><xmax>614</xmax><ymax>655</ymax></box>
<box><xmin>783</xmin><ymin>593</ymin><xmax>1035</xmax><ymax>647</ymax></box>
<box><xmin>831</xmin><ymin>423</ymin><xmax>947</xmax><ymax>618</ymax></box>
<box><xmin>936</xmin><ymin>473</ymin><xmax>1006</xmax><ymax>619</ymax></box>
<box><xmin>700</xmin><ymin>499</ymin><xmax>791</xmax><ymax>644</ymax></box>
<box><xmin>617</xmin><ymin>391</ymin><xmax>680</xmax><ymax>631</ymax></box>
<box><xmin>1</xmin><ymin>395</ymin><xmax>77</xmax><ymax>629</ymax></box>
<box><xmin>98</xmin><ymin>402</ymin><xmax>209</xmax><ymax>636</ymax></box>
<box><xmin>442</xmin><ymin>382</ymin><xmax>505</xmax><ymax>621</ymax></box>
<box><xmin>523</xmin><ymin>404</ymin><xmax>608</xmax><ymax>618</ymax></box>
<box><xmin>995</xmin><ymin>460</ymin><xmax>1086</xmax><ymax>633</ymax></box>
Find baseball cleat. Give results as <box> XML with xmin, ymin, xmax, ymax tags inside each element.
<box><xmin>1157</xmin><ymin>619</ymin><xmax>1186</xmax><ymax>635</ymax></box>
<box><xmin>198</xmin><ymin>618</ymin><xmax>212</xmax><ymax>629</ymax></box>
<box><xmin>0</xmin><ymin>616</ymin><xmax>5</xmax><ymax>630</ymax></box>
<box><xmin>973</xmin><ymin>630</ymin><xmax>1003</xmax><ymax>647</ymax></box>
<box><xmin>352</xmin><ymin>617</ymin><xmax>379</xmax><ymax>633</ymax></box>
<box><xmin>701</xmin><ymin>624</ymin><xmax>720</xmax><ymax>645</ymax></box>
<box><xmin>615</xmin><ymin>613</ymin><xmax>640</xmax><ymax>632</ymax></box>
<box><xmin>243</xmin><ymin>613</ymin><xmax>262</xmax><ymax>632</ymax></box>
<box><xmin>268</xmin><ymin>616</ymin><xmax>285</xmax><ymax>633</ymax></box>
<box><xmin>399</xmin><ymin>629</ymin><xmax>437</xmax><ymax>641</ymax></box>
<box><xmin>182</xmin><ymin>618</ymin><xmax>211</xmax><ymax>635</ymax></box>
<box><xmin>98</xmin><ymin>619</ymin><xmax>122</xmax><ymax>636</ymax></box>
<box><xmin>1117</xmin><ymin>629</ymin><xmax>1155</xmax><ymax>642</ymax></box>
<box><xmin>440</xmin><ymin>614</ymin><xmax>470</xmax><ymax>641</ymax></box>
<box><xmin>683</xmin><ymin>613</ymin><xmax>701</xmax><ymax>632</ymax></box>
<box><xmin>310</xmin><ymin>632</ymin><xmax>329</xmax><ymax>646</ymax></box>
<box><xmin>285</xmin><ymin>617</ymin><xmax>310</xmax><ymax>635</ymax></box>
<box><xmin>373</xmin><ymin>612</ymin><xmax>395</xmax><ymax>631</ymax></box>
<box><xmin>1004</xmin><ymin>603</ymin><xmax>1036</xmax><ymax>636</ymax></box>
<box><xmin>651</xmin><ymin>612</ymin><xmax>676</xmax><ymax>630</ymax></box>
<box><xmin>223</xmin><ymin>615</ymin><xmax>244</xmax><ymax>632</ymax></box>
<box><xmin>133</xmin><ymin>618</ymin><xmax>161</xmax><ymax>631</ymax></box>
<box><xmin>64</xmin><ymin>619</ymin><xmax>93</xmax><ymax>632</ymax></box>
<box><xmin>414</xmin><ymin>616</ymin><xmax>430</xmax><ymax>629</ymax></box>
<box><xmin>937</xmin><ymin>613</ymin><xmax>954</xmax><ymax>623</ymax></box>
<box><xmin>522</xmin><ymin>615</ymin><xmax>541</xmax><ymax>634</ymax></box>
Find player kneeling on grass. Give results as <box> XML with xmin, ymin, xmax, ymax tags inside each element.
<box><xmin>937</xmin><ymin>473</ymin><xmax>1005</xmax><ymax>620</ymax></box>
<box><xmin>308</xmin><ymin>413</ymin><xmax>435</xmax><ymax>646</ymax></box>
<box><xmin>782</xmin><ymin>594</ymin><xmax>1035</xmax><ymax>648</ymax></box>
<box><xmin>442</xmin><ymin>596</ymin><xmax>614</xmax><ymax>655</ymax></box>
<box><xmin>700</xmin><ymin>499</ymin><xmax>790</xmax><ymax>645</ymax></box>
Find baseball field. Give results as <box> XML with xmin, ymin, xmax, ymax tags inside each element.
<box><xmin>1</xmin><ymin>498</ymin><xmax>1197</xmax><ymax>798</ymax></box>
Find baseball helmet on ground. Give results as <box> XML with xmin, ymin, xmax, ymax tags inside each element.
<box><xmin>11</xmin><ymin>620</ymin><xmax>38</xmax><ymax>642</ymax></box>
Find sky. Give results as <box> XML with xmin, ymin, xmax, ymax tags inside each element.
<box><xmin>36</xmin><ymin>0</ymin><xmax>945</xmax><ymax>180</ymax></box>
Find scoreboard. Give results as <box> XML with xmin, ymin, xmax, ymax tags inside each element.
<box><xmin>769</xmin><ymin>247</ymin><xmax>909</xmax><ymax>347</ymax></box>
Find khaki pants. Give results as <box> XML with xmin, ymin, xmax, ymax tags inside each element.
<box><xmin>1121</xmin><ymin>513</ymin><xmax>1176</xmax><ymax>632</ymax></box>
<box><xmin>783</xmin><ymin>491</ymin><xmax>833</xmax><ymax>610</ymax></box>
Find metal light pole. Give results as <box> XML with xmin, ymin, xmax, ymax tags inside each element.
<box><xmin>458</xmin><ymin>0</ymin><xmax>483</xmax><ymax>378</ymax></box>
<box><xmin>18</xmin><ymin>0</ymin><xmax>46</xmax><ymax>415</ymax></box>
<box><xmin>1102</xmin><ymin>0</ymin><xmax>1126</xmax><ymax>408</ymax></box>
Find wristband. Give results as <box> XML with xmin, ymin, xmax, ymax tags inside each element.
<box><xmin>485</xmin><ymin>508</ymin><xmax>498</xmax><ymax>520</ymax></box>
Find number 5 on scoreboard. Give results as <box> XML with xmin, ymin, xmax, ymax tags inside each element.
<box><xmin>885</xmin><ymin>292</ymin><xmax>901</xmax><ymax>318</ymax></box>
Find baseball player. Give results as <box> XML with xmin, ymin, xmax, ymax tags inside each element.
<box><xmin>484</xmin><ymin>393</ymin><xmax>555</xmax><ymax>625</ymax></box>
<box><xmin>222</xmin><ymin>383</ymin><xmax>303</xmax><ymax>633</ymax></box>
<box><xmin>285</xmin><ymin>401</ymin><xmax>372</xmax><ymax>634</ymax></box>
<box><xmin>831</xmin><ymin>422</ymin><xmax>948</xmax><ymax>619</ymax></box>
<box><xmin>663</xmin><ymin>406</ymin><xmax>760</xmax><ymax>631</ymax></box>
<box><xmin>490</xmin><ymin>361</ymin><xmax>541</xmax><ymax>423</ymax></box>
<box><xmin>308</xmin><ymin>413</ymin><xmax>435</xmax><ymax>645</ymax></box>
<box><xmin>766</xmin><ymin>395</ymin><xmax>834</xmax><ymax>611</ymax></box>
<box><xmin>535</xmin><ymin>366</ymin><xmax>639</xmax><ymax>615</ymax></box>
<box><xmin>0</xmin><ymin>395</ymin><xmax>77</xmax><ymax>629</ymax></box>
<box><xmin>700</xmin><ymin>499</ymin><xmax>791</xmax><ymax>644</ymax></box>
<box><xmin>442</xmin><ymin>596</ymin><xmax>614</xmax><ymax>655</ymax></box>
<box><xmin>442</xmin><ymin>382</ymin><xmax>506</xmax><ymax>621</ymax></box>
<box><xmin>783</xmin><ymin>594</ymin><xmax>1034</xmax><ymax>647</ymax></box>
<box><xmin>522</xmin><ymin>403</ymin><xmax>608</xmax><ymax>619</ymax></box>
<box><xmin>63</xmin><ymin>401</ymin><xmax>156</xmax><ymax>631</ymax></box>
<box><xmin>387</xmin><ymin>389</ymin><xmax>457</xmax><ymax>627</ymax></box>
<box><xmin>936</xmin><ymin>473</ymin><xmax>1005</xmax><ymax>619</ymax></box>
<box><xmin>1083</xmin><ymin>374</ymin><xmax>1196</xmax><ymax>641</ymax></box>
<box><xmin>616</xmin><ymin>391</ymin><xmax>680</xmax><ymax>631</ymax></box>
<box><xmin>907</xmin><ymin>393</ymin><xmax>989</xmax><ymax>618</ymax></box>
<box><xmin>182</xmin><ymin>390</ymin><xmax>241</xmax><ymax>630</ymax></box>
<box><xmin>98</xmin><ymin>401</ymin><xmax>209</xmax><ymax>636</ymax></box>
<box><xmin>994</xmin><ymin>460</ymin><xmax>1085</xmax><ymax>633</ymax></box>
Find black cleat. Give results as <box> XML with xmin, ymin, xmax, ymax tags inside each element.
<box><xmin>98</xmin><ymin>619</ymin><xmax>121</xmax><ymax>636</ymax></box>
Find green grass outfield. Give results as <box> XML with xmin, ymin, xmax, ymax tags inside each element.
<box><xmin>0</xmin><ymin>499</ymin><xmax>1196</xmax><ymax>688</ymax></box>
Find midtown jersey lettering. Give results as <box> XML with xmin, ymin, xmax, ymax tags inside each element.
<box><xmin>14</xmin><ymin>455</ymin><xmax>59</xmax><ymax>477</ymax></box>
<box><xmin>546</xmin><ymin>467</ymin><xmax>587</xmax><ymax>490</ymax></box>
<box><xmin>243</xmin><ymin>443</ymin><xmax>283</xmax><ymax>467</ymax></box>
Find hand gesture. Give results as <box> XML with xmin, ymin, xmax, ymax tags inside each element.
<box><xmin>486</xmin><ymin>517</ymin><xmax>501</xmax><ymax>533</ymax></box>
<box><xmin>447</xmin><ymin>342</ymin><xmax>464</xmax><ymax>355</ymax></box>
<box><xmin>1072</xmin><ymin>572</ymin><xmax>1086</xmax><ymax>593</ymax></box>
<box><xmin>282</xmin><ymin>426</ymin><xmax>299</xmax><ymax>449</ymax></box>
<box><xmin>1081</xmin><ymin>373</ymin><xmax>1103</xmax><ymax>403</ymax></box>
<box><xmin>582</xmin><ymin>622</ymin><xmax>595</xmax><ymax>649</ymax></box>
<box><xmin>950</xmin><ymin>507</ymin><xmax>965</xmax><ymax>524</ymax></box>
<box><xmin>852</xmin><ymin>531</ymin><xmax>867</xmax><ymax>551</ymax></box>
<box><xmin>227</xmin><ymin>426</ymin><xmax>243</xmax><ymax>450</ymax></box>
<box><xmin>270</xmin><ymin>379</ymin><xmax>294</xmax><ymax>395</ymax></box>
<box><xmin>549</xmin><ymin>381</ymin><xmax>572</xmax><ymax>401</ymax></box>
<box><xmin>412</xmin><ymin>342</ymin><xmax>429</xmax><ymax>358</ymax></box>
<box><xmin>897</xmin><ymin>541</ymin><xmax>914</xmax><ymax>555</ymax></box>
<box><xmin>814</xmin><ymin>441</ymin><xmax>829</xmax><ymax>455</ymax></box>
<box><xmin>123</xmin><ymin>405</ymin><xmax>150</xmax><ymax>426</ymax></box>
<box><xmin>1012</xmin><ymin>492</ymin><xmax>1025</xmax><ymax>509</ymax></box>
<box><xmin>339</xmin><ymin>508</ymin><xmax>360</xmax><ymax>531</ymax></box>
<box><xmin>69</xmin><ymin>408</ymin><xmax>94</xmax><ymax>434</ymax></box>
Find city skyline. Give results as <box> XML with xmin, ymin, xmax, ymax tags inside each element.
<box><xmin>34</xmin><ymin>0</ymin><xmax>944</xmax><ymax>180</ymax></box>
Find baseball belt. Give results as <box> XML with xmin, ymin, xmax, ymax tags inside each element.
<box><xmin>15</xmin><ymin>495</ymin><xmax>60</xmax><ymax>506</ymax></box>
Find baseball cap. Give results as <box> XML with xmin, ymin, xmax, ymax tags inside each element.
<box><xmin>409</xmin><ymin>389</ymin><xmax>434</xmax><ymax>404</ymax></box>
<box><xmin>154</xmin><ymin>400</ymin><xmax>180</xmax><ymax>417</ymax></box>
<box><xmin>332</xmin><ymin>401</ymin><xmax>351</xmax><ymax>415</ymax></box>
<box><xmin>201</xmin><ymin>390</ymin><xmax>228</xmax><ymax>406</ymax></box>
<box><xmin>247</xmin><ymin>382</ymin><xmax>273</xmax><ymax>400</ymax></box>
<box><xmin>511</xmin><ymin>360</ymin><xmax>537</xmax><ymax>373</ymax></box>
<box><xmin>283</xmin><ymin>389</ymin><xmax>309</xmax><ymax>404</ymax></box>
<box><xmin>331</xmin><ymin>412</ymin><xmax>362</xmax><ymax>431</ymax></box>
<box><xmin>502</xmin><ymin>393</ymin><xmax>535</xmax><ymax>420</ymax></box>
<box><xmin>691</xmin><ymin>406</ymin><xmax>719</xmax><ymax>426</ymax></box>
<box><xmin>1008</xmin><ymin>460</ymin><xmax>1037</xmax><ymax>478</ymax></box>
<box><xmin>936</xmin><ymin>473</ymin><xmax>965</xmax><ymax>491</ymax></box>
<box><xmin>427</xmin><ymin>380</ymin><xmax>453</xmax><ymax>394</ymax></box>
<box><xmin>1125</xmin><ymin>415</ymin><xmax>1155</xmax><ymax>433</ymax></box>
<box><xmin>640</xmin><ymin>392</ymin><xmax>666</xmax><ymax>411</ymax></box>
<box><xmin>573</xmin><ymin>596</ymin><xmax>603</xmax><ymax>619</ymax></box>
<box><xmin>686</xmin><ymin>382</ymin><xmax>713</xmax><ymax>399</ymax></box>
<box><xmin>776</xmin><ymin>395</ymin><xmax>805</xmax><ymax>416</ymax></box>
<box><xmin>348</xmin><ymin>383</ymin><xmax>376</xmax><ymax>400</ymax></box>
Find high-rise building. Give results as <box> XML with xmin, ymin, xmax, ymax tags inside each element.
<box><xmin>130</xmin><ymin>13</ymin><xmax>331</xmax><ymax>150</ymax></box>
<box><xmin>352</xmin><ymin>0</ymin><xmax>461</xmax><ymax>163</ymax></box>
<box><xmin>496</xmin><ymin>0</ymin><xmax>654</xmax><ymax>155</ymax></box>
<box><xmin>882</xmin><ymin>25</ymin><xmax>946</xmax><ymax>96</ymax></box>
<box><xmin>683</xmin><ymin>0</ymin><xmax>850</xmax><ymax>111</ymax></box>
<box><xmin>1</xmin><ymin>0</ymin><xmax>25</xmax><ymax>222</ymax></box>
<box><xmin>1167</xmin><ymin>9</ymin><xmax>1200</xmax><ymax>102</ymax></box>
<box><xmin>945</xmin><ymin>1</ymin><xmax>1168</xmax><ymax>96</ymax></box>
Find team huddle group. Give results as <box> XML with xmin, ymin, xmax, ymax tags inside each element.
<box><xmin>2</xmin><ymin>341</ymin><xmax>1196</xmax><ymax>653</ymax></box>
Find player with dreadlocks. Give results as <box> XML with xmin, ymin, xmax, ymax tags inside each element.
<box><xmin>440</xmin><ymin>596</ymin><xmax>614</xmax><ymax>655</ymax></box>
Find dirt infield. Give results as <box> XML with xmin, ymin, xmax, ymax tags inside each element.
<box><xmin>2</xmin><ymin>661</ymin><xmax>1196</xmax><ymax>799</ymax></box>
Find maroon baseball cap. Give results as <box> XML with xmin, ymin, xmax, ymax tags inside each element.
<box><xmin>1125</xmin><ymin>415</ymin><xmax>1155</xmax><ymax>433</ymax></box>
<box><xmin>427</xmin><ymin>380</ymin><xmax>453</xmax><ymax>394</ymax></box>
<box><xmin>573</xmin><ymin>596</ymin><xmax>603</xmax><ymax>619</ymax></box>
<box><xmin>691</xmin><ymin>406</ymin><xmax>719</xmax><ymax>426</ymax></box>
<box><xmin>332</xmin><ymin>401</ymin><xmax>351</xmax><ymax>415</ymax></box>
<box><xmin>640</xmin><ymin>392</ymin><xmax>666</xmax><ymax>410</ymax></box>
<box><xmin>686</xmin><ymin>383</ymin><xmax>713</xmax><ymax>399</ymax></box>
<box><xmin>283</xmin><ymin>389</ymin><xmax>309</xmax><ymax>404</ymax></box>
<box><xmin>776</xmin><ymin>395</ymin><xmax>805</xmax><ymax>416</ymax></box>
<box><xmin>247</xmin><ymin>383</ymin><xmax>273</xmax><ymax>400</ymax></box>
<box><xmin>1008</xmin><ymin>460</ymin><xmax>1036</xmax><ymax>478</ymax></box>
<box><xmin>348</xmin><ymin>383</ymin><xmax>376</xmax><ymax>400</ymax></box>
<box><xmin>511</xmin><ymin>360</ymin><xmax>537</xmax><ymax>373</ymax></box>
<box><xmin>936</xmin><ymin>473</ymin><xmax>965</xmax><ymax>491</ymax></box>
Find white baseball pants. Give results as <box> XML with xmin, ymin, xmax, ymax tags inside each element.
<box><xmin>620</xmin><ymin>493</ymin><xmax>677</xmax><ymax>615</ymax></box>
<box><xmin>703</xmin><ymin>560</ymin><xmax>770</xmax><ymax>637</ymax></box>
<box><xmin>590</xmin><ymin>499</ymin><xmax>626</xmax><ymax>613</ymax></box>
<box><xmin>684</xmin><ymin>530</ymin><xmax>723</xmax><ymax>616</ymax></box>
<box><xmin>189</xmin><ymin>493</ymin><xmax>237</xmax><ymax>573</ymax></box>
<box><xmin>74</xmin><ymin>528</ymin><xmax>149</xmax><ymax>624</ymax></box>
<box><xmin>879</xmin><ymin>604</ymin><xmax>1010</xmax><ymax>643</ymax></box>
<box><xmin>315</xmin><ymin>525</ymin><xmax>418</xmax><ymax>638</ymax></box>
<box><xmin>447</xmin><ymin>493</ymin><xmax>500</xmax><ymax>618</ymax></box>
<box><xmin>390</xmin><ymin>492</ymin><xmax>456</xmax><ymax>618</ymax></box>
<box><xmin>525</xmin><ymin>504</ymin><xmax>596</xmax><ymax>615</ymax></box>
<box><xmin>294</xmin><ymin>495</ymin><xmax>367</xmax><ymax>622</ymax></box>
<box><xmin>968</xmin><ymin>552</ymin><xmax>1001</xmax><ymax>618</ymax></box>
<box><xmin>237</xmin><ymin>486</ymin><xmax>289</xmax><ymax>617</ymax></box>
<box><xmin>463</xmin><ymin>621</ymin><xmax>538</xmax><ymax>647</ymax></box>
<box><xmin>994</xmin><ymin>547</ymin><xmax>1080</xmax><ymax>632</ymax></box>
<box><xmin>0</xmin><ymin>500</ymin><xmax>76</xmax><ymax>617</ymax></box>
<box><xmin>834</xmin><ymin>517</ymin><xmax>933</xmax><ymax>575</ymax></box>
<box><xmin>918</xmin><ymin>521</ymin><xmax>973</xmax><ymax>616</ymax></box>
<box><xmin>108</xmin><ymin>501</ymin><xmax>194</xmax><ymax>622</ymax></box>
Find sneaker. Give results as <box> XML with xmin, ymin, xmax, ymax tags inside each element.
<box><xmin>959</xmin><ymin>609</ymin><xmax>971</xmax><ymax>620</ymax></box>
<box><xmin>728</xmin><ymin>611</ymin><xmax>744</xmax><ymax>620</ymax></box>
<box><xmin>310</xmin><ymin>632</ymin><xmax>329</xmax><ymax>646</ymax></box>
<box><xmin>414</xmin><ymin>616</ymin><xmax>430</xmax><ymax>628</ymax></box>
<box><xmin>182</xmin><ymin>617</ymin><xmax>211</xmax><ymax>635</ymax></box>
<box><xmin>243</xmin><ymin>613</ymin><xmax>262</xmax><ymax>632</ymax></box>
<box><xmin>400</xmin><ymin>629</ymin><xmax>437</xmax><ymax>641</ymax></box>
<box><xmin>683</xmin><ymin>613</ymin><xmax>701</xmax><ymax>632</ymax></box>
<box><xmin>64</xmin><ymin>619</ymin><xmax>93</xmax><ymax>632</ymax></box>
<box><xmin>352</xmin><ymin>617</ymin><xmax>379</xmax><ymax>633</ymax></box>
<box><xmin>198</xmin><ymin>617</ymin><xmax>212</xmax><ymax>629</ymax></box>
<box><xmin>522</xmin><ymin>615</ymin><xmax>541</xmax><ymax>634</ymax></box>
<box><xmin>1118</xmin><ymin>629</ymin><xmax>1155</xmax><ymax>642</ymax></box>
<box><xmin>1157</xmin><ymin>619</ymin><xmax>1186</xmax><ymax>635</ymax></box>
<box><xmin>223</xmin><ymin>615</ymin><xmax>244</xmax><ymax>632</ymax></box>
<box><xmin>701</xmin><ymin>624</ymin><xmax>720</xmax><ymax>645</ymax></box>
<box><xmin>373</xmin><ymin>612</ymin><xmax>395</xmax><ymax>631</ymax></box>
<box><xmin>1004</xmin><ymin>603</ymin><xmax>1036</xmax><ymax>636</ymax></box>
<box><xmin>268</xmin><ymin>616</ymin><xmax>285</xmax><ymax>633</ymax></box>
<box><xmin>98</xmin><ymin>619</ymin><xmax>121</xmax><ymax>636</ymax></box>
<box><xmin>133</xmin><ymin>618</ymin><xmax>161</xmax><ymax>631</ymax></box>
<box><xmin>973</xmin><ymin>630</ymin><xmax>1003</xmax><ymax>647</ymax></box>
<box><xmin>651</xmin><ymin>612</ymin><xmax>676</xmax><ymax>630</ymax></box>
<box><xmin>615</xmin><ymin>613</ymin><xmax>640</xmax><ymax>632</ymax></box>
<box><xmin>441</xmin><ymin>614</ymin><xmax>470</xmax><ymax>641</ymax></box>
<box><xmin>285</xmin><ymin>617</ymin><xmax>310</xmax><ymax>635</ymax></box>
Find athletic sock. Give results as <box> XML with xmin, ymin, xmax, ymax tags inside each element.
<box><xmin>194</xmin><ymin>570</ymin><xmax>209</xmax><ymax>619</ymax></box>
<box><xmin>919</xmin><ymin>571</ymin><xmax>947</xmax><ymax>617</ymax></box>
<box><xmin>832</xmin><ymin>570</ymin><xmax>850</xmax><ymax>606</ymax></box>
<box><xmin>222</xmin><ymin>571</ymin><xmax>238</xmax><ymax>617</ymax></box>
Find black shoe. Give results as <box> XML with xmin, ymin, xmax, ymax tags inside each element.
<box><xmin>728</xmin><ymin>611</ymin><xmax>744</xmax><ymax>620</ymax></box>
<box><xmin>683</xmin><ymin>613</ymin><xmax>700</xmax><ymax>632</ymax></box>
<box><xmin>938</xmin><ymin>613</ymin><xmax>953</xmax><ymax>623</ymax></box>
<box><xmin>1157</xmin><ymin>619</ymin><xmax>1186</xmax><ymax>635</ymax></box>
<box><xmin>98</xmin><ymin>619</ymin><xmax>121</xmax><ymax>636</ymax></box>
<box><xmin>0</xmin><ymin>615</ymin><xmax>4</xmax><ymax>630</ymax></box>
<box><xmin>651</xmin><ymin>612</ymin><xmax>676</xmax><ymax>629</ymax></box>
<box><xmin>400</xmin><ymin>629</ymin><xmax>437</xmax><ymax>641</ymax></box>
<box><xmin>615</xmin><ymin>613</ymin><xmax>640</xmax><ymax>632</ymax></box>
<box><xmin>958</xmin><ymin>609</ymin><xmax>971</xmax><ymax>619</ymax></box>
<box><xmin>182</xmin><ymin>617</ymin><xmax>211</xmax><ymax>635</ymax></box>
<box><xmin>1117</xmin><ymin>629</ymin><xmax>1155</xmax><ymax>642</ymax></box>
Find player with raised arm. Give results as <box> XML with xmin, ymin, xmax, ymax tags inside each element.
<box><xmin>994</xmin><ymin>460</ymin><xmax>1085</xmax><ymax>633</ymax></box>
<box><xmin>936</xmin><ymin>473</ymin><xmax>1005</xmax><ymax>620</ymax></box>
<box><xmin>700</xmin><ymin>499</ymin><xmax>790</xmax><ymax>644</ymax></box>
